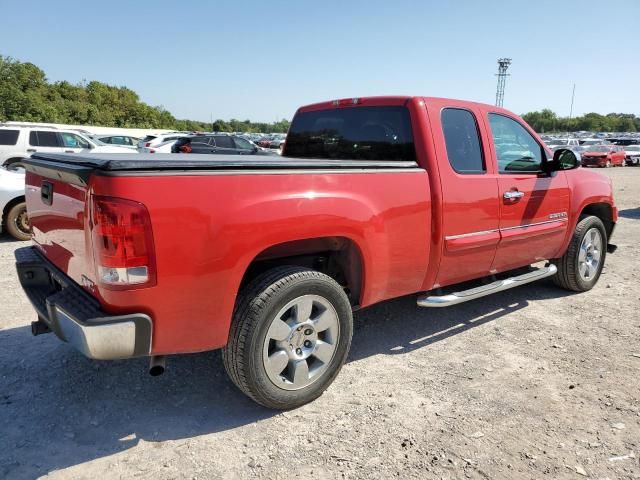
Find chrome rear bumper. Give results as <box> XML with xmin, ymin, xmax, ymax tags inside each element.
<box><xmin>15</xmin><ymin>247</ymin><xmax>152</xmax><ymax>360</ymax></box>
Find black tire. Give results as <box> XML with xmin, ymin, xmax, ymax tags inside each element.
<box><xmin>552</xmin><ymin>215</ymin><xmax>606</xmax><ymax>292</ymax></box>
<box><xmin>5</xmin><ymin>202</ymin><xmax>31</xmax><ymax>241</ymax></box>
<box><xmin>222</xmin><ymin>266</ymin><xmax>353</xmax><ymax>410</ymax></box>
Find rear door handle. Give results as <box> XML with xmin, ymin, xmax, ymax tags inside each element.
<box><xmin>65</xmin><ymin>150</ymin><xmax>75</xmax><ymax>153</ymax></box>
<box><xmin>27</xmin><ymin>149</ymin><xmax>37</xmax><ymax>153</ymax></box>
<box><xmin>504</xmin><ymin>190</ymin><xmax>525</xmax><ymax>200</ymax></box>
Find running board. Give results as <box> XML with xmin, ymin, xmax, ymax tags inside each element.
<box><xmin>417</xmin><ymin>264</ymin><xmax>557</xmax><ymax>308</ymax></box>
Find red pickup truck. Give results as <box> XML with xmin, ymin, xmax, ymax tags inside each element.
<box><xmin>16</xmin><ymin>96</ymin><xmax>617</xmax><ymax>409</ymax></box>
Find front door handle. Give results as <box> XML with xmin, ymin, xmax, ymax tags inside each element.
<box><xmin>65</xmin><ymin>150</ymin><xmax>75</xmax><ymax>153</ymax></box>
<box><xmin>503</xmin><ymin>190</ymin><xmax>525</xmax><ymax>200</ymax></box>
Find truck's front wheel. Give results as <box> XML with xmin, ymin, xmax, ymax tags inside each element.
<box><xmin>222</xmin><ymin>266</ymin><xmax>353</xmax><ymax>409</ymax></box>
<box><xmin>552</xmin><ymin>215</ymin><xmax>607</xmax><ymax>292</ymax></box>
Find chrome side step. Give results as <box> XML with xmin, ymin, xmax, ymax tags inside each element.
<box><xmin>417</xmin><ymin>264</ymin><xmax>557</xmax><ymax>308</ymax></box>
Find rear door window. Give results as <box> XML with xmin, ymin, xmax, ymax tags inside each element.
<box><xmin>0</xmin><ymin>129</ymin><xmax>19</xmax><ymax>145</ymax></box>
<box><xmin>30</xmin><ymin>131</ymin><xmax>60</xmax><ymax>147</ymax></box>
<box><xmin>284</xmin><ymin>106</ymin><xmax>416</xmax><ymax>161</ymax></box>
<box><xmin>190</xmin><ymin>136</ymin><xmax>211</xmax><ymax>146</ymax></box>
<box><xmin>214</xmin><ymin>136</ymin><xmax>234</xmax><ymax>149</ymax></box>
<box><xmin>441</xmin><ymin>108</ymin><xmax>485</xmax><ymax>173</ymax></box>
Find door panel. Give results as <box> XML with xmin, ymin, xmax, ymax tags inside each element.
<box><xmin>487</xmin><ymin>113</ymin><xmax>570</xmax><ymax>272</ymax></box>
<box><xmin>492</xmin><ymin>174</ymin><xmax>569</xmax><ymax>271</ymax></box>
<box><xmin>425</xmin><ymin>101</ymin><xmax>500</xmax><ymax>288</ymax></box>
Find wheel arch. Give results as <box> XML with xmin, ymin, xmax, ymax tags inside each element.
<box><xmin>580</xmin><ymin>202</ymin><xmax>615</xmax><ymax>239</ymax></box>
<box><xmin>2</xmin><ymin>157</ymin><xmax>27</xmax><ymax>170</ymax></box>
<box><xmin>238</xmin><ymin>236</ymin><xmax>366</xmax><ymax>307</ymax></box>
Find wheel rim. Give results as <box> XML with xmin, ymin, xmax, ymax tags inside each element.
<box><xmin>262</xmin><ymin>294</ymin><xmax>340</xmax><ymax>391</ymax></box>
<box><xmin>578</xmin><ymin>228</ymin><xmax>602</xmax><ymax>281</ymax></box>
<box><xmin>14</xmin><ymin>207</ymin><xmax>30</xmax><ymax>235</ymax></box>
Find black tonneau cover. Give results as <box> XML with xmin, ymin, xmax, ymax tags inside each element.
<box><xmin>23</xmin><ymin>153</ymin><xmax>419</xmax><ymax>186</ymax></box>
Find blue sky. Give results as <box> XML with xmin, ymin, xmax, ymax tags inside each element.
<box><xmin>1</xmin><ymin>0</ymin><xmax>638</xmax><ymax>122</ymax></box>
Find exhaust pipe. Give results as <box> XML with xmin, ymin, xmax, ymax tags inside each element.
<box><xmin>149</xmin><ymin>355</ymin><xmax>166</xmax><ymax>376</ymax></box>
<box><xmin>31</xmin><ymin>320</ymin><xmax>51</xmax><ymax>336</ymax></box>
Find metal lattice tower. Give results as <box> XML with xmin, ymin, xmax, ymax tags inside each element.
<box><xmin>495</xmin><ymin>58</ymin><xmax>512</xmax><ymax>107</ymax></box>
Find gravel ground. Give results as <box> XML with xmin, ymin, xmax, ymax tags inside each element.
<box><xmin>1</xmin><ymin>168</ymin><xmax>639</xmax><ymax>480</ymax></box>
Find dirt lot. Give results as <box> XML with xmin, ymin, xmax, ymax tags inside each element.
<box><xmin>1</xmin><ymin>168</ymin><xmax>639</xmax><ymax>480</ymax></box>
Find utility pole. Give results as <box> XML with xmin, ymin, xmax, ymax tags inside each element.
<box><xmin>495</xmin><ymin>58</ymin><xmax>512</xmax><ymax>107</ymax></box>
<box><xmin>569</xmin><ymin>84</ymin><xmax>576</xmax><ymax>120</ymax></box>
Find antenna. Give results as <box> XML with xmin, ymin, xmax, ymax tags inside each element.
<box><xmin>569</xmin><ymin>84</ymin><xmax>576</xmax><ymax>120</ymax></box>
<box><xmin>495</xmin><ymin>58</ymin><xmax>512</xmax><ymax>107</ymax></box>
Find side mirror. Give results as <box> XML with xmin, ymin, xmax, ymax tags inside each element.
<box><xmin>549</xmin><ymin>148</ymin><xmax>580</xmax><ymax>172</ymax></box>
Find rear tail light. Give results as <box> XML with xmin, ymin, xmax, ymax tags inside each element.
<box><xmin>145</xmin><ymin>142</ymin><xmax>152</xmax><ymax>147</ymax></box>
<box><xmin>149</xmin><ymin>149</ymin><xmax>156</xmax><ymax>153</ymax></box>
<box><xmin>91</xmin><ymin>196</ymin><xmax>156</xmax><ymax>289</ymax></box>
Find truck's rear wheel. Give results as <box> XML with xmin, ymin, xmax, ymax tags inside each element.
<box><xmin>222</xmin><ymin>266</ymin><xmax>353</xmax><ymax>409</ymax></box>
<box><xmin>552</xmin><ymin>215</ymin><xmax>606</xmax><ymax>292</ymax></box>
<box><xmin>5</xmin><ymin>202</ymin><xmax>31</xmax><ymax>241</ymax></box>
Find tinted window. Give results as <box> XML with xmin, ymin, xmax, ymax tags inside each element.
<box><xmin>104</xmin><ymin>136</ymin><xmax>127</xmax><ymax>145</ymax></box>
<box><xmin>30</xmin><ymin>131</ymin><xmax>60</xmax><ymax>147</ymax></box>
<box><xmin>233</xmin><ymin>137</ymin><xmax>254</xmax><ymax>150</ymax></box>
<box><xmin>0</xmin><ymin>129</ymin><xmax>19</xmax><ymax>145</ymax></box>
<box><xmin>284</xmin><ymin>106</ymin><xmax>416</xmax><ymax>161</ymax></box>
<box><xmin>214</xmin><ymin>136</ymin><xmax>234</xmax><ymax>149</ymax></box>
<box><xmin>488</xmin><ymin>114</ymin><xmax>544</xmax><ymax>173</ymax></box>
<box><xmin>441</xmin><ymin>108</ymin><xmax>484</xmax><ymax>173</ymax></box>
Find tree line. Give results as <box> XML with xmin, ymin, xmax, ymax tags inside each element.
<box><xmin>522</xmin><ymin>109</ymin><xmax>638</xmax><ymax>133</ymax></box>
<box><xmin>2</xmin><ymin>55</ymin><xmax>638</xmax><ymax>134</ymax></box>
<box><xmin>0</xmin><ymin>55</ymin><xmax>290</xmax><ymax>133</ymax></box>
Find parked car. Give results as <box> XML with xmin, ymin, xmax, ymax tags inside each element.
<box><xmin>94</xmin><ymin>135</ymin><xmax>140</xmax><ymax>149</ymax></box>
<box><xmin>137</xmin><ymin>133</ymin><xmax>185</xmax><ymax>151</ymax></box>
<box><xmin>0</xmin><ymin>126</ymin><xmax>135</xmax><ymax>171</ymax></box>
<box><xmin>16</xmin><ymin>95</ymin><xmax>617</xmax><ymax>410</ymax></box>
<box><xmin>581</xmin><ymin>145</ymin><xmax>626</xmax><ymax>168</ymax></box>
<box><xmin>1</xmin><ymin>166</ymin><xmax>30</xmax><ymax>240</ymax></box>
<box><xmin>546</xmin><ymin>138</ymin><xmax>580</xmax><ymax>149</ymax></box>
<box><xmin>171</xmin><ymin>134</ymin><xmax>274</xmax><ymax>155</ymax></box>
<box><xmin>140</xmin><ymin>139</ymin><xmax>178</xmax><ymax>154</ymax></box>
<box><xmin>624</xmin><ymin>145</ymin><xmax>640</xmax><ymax>166</ymax></box>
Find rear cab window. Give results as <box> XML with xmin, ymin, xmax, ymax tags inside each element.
<box><xmin>441</xmin><ymin>108</ymin><xmax>485</xmax><ymax>173</ymax></box>
<box><xmin>283</xmin><ymin>106</ymin><xmax>416</xmax><ymax>161</ymax></box>
<box><xmin>0</xmin><ymin>129</ymin><xmax>19</xmax><ymax>145</ymax></box>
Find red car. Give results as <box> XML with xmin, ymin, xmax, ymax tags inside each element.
<box><xmin>16</xmin><ymin>96</ymin><xmax>617</xmax><ymax>409</ymax></box>
<box><xmin>581</xmin><ymin>145</ymin><xmax>626</xmax><ymax>167</ymax></box>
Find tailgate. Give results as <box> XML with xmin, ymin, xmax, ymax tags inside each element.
<box><xmin>24</xmin><ymin>159</ymin><xmax>94</xmax><ymax>288</ymax></box>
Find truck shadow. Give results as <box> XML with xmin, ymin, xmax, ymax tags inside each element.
<box><xmin>619</xmin><ymin>207</ymin><xmax>640</xmax><ymax>220</ymax></box>
<box><xmin>0</xmin><ymin>280</ymin><xmax>572</xmax><ymax>479</ymax></box>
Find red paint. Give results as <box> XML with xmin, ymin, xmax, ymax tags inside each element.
<box><xmin>24</xmin><ymin>96</ymin><xmax>617</xmax><ymax>355</ymax></box>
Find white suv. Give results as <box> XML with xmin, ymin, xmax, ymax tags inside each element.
<box><xmin>0</xmin><ymin>125</ymin><xmax>136</xmax><ymax>170</ymax></box>
<box><xmin>137</xmin><ymin>133</ymin><xmax>187</xmax><ymax>152</ymax></box>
